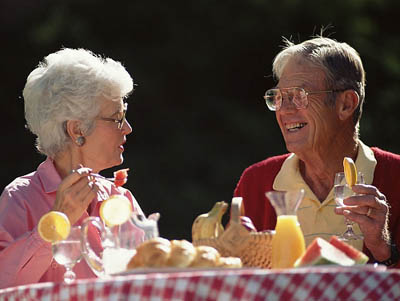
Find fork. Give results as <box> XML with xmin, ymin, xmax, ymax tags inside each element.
<box><xmin>91</xmin><ymin>173</ymin><xmax>115</xmax><ymax>182</ymax></box>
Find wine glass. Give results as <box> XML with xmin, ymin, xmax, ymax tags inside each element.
<box><xmin>52</xmin><ymin>226</ymin><xmax>82</xmax><ymax>284</ymax></box>
<box><xmin>334</xmin><ymin>172</ymin><xmax>364</xmax><ymax>241</ymax></box>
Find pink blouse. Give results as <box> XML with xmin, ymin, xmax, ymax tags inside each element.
<box><xmin>0</xmin><ymin>158</ymin><xmax>144</xmax><ymax>289</ymax></box>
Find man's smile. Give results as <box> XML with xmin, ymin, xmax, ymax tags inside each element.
<box><xmin>285</xmin><ymin>122</ymin><xmax>307</xmax><ymax>132</ymax></box>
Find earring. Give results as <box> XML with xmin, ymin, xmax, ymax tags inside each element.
<box><xmin>76</xmin><ymin>136</ymin><xmax>86</xmax><ymax>147</ymax></box>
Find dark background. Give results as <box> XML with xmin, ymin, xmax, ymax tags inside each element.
<box><xmin>1</xmin><ymin>0</ymin><xmax>400</xmax><ymax>241</ymax></box>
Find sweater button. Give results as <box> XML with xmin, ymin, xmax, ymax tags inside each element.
<box><xmin>51</xmin><ymin>261</ymin><xmax>58</xmax><ymax>269</ymax></box>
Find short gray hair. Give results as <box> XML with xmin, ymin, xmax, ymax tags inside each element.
<box><xmin>23</xmin><ymin>48</ymin><xmax>134</xmax><ymax>158</ymax></box>
<box><xmin>272</xmin><ymin>37</ymin><xmax>366</xmax><ymax>133</ymax></box>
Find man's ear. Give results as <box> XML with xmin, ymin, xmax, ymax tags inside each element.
<box><xmin>337</xmin><ymin>90</ymin><xmax>359</xmax><ymax>121</ymax></box>
<box><xmin>65</xmin><ymin>120</ymin><xmax>83</xmax><ymax>142</ymax></box>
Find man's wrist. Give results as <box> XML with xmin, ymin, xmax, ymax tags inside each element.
<box><xmin>375</xmin><ymin>243</ymin><xmax>399</xmax><ymax>267</ymax></box>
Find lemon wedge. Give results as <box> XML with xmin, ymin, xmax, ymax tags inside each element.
<box><xmin>343</xmin><ymin>157</ymin><xmax>357</xmax><ymax>187</ymax></box>
<box><xmin>100</xmin><ymin>195</ymin><xmax>133</xmax><ymax>227</ymax></box>
<box><xmin>38</xmin><ymin>211</ymin><xmax>71</xmax><ymax>243</ymax></box>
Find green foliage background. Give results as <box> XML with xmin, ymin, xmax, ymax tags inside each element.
<box><xmin>1</xmin><ymin>0</ymin><xmax>399</xmax><ymax>240</ymax></box>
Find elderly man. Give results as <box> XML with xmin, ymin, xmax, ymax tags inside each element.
<box><xmin>234</xmin><ymin>36</ymin><xmax>400</xmax><ymax>268</ymax></box>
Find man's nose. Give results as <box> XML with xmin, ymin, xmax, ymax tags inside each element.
<box><xmin>279</xmin><ymin>94</ymin><xmax>297</xmax><ymax>111</ymax></box>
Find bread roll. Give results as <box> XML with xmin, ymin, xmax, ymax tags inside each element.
<box><xmin>166</xmin><ymin>239</ymin><xmax>196</xmax><ymax>268</ymax></box>
<box><xmin>127</xmin><ymin>250</ymin><xmax>143</xmax><ymax>269</ymax></box>
<box><xmin>127</xmin><ymin>238</ymin><xmax>242</xmax><ymax>270</ymax></box>
<box><xmin>189</xmin><ymin>245</ymin><xmax>220</xmax><ymax>268</ymax></box>
<box><xmin>217</xmin><ymin>256</ymin><xmax>243</xmax><ymax>268</ymax></box>
<box><xmin>127</xmin><ymin>237</ymin><xmax>171</xmax><ymax>269</ymax></box>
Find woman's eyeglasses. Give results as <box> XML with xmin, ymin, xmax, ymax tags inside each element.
<box><xmin>97</xmin><ymin>103</ymin><xmax>128</xmax><ymax>129</ymax></box>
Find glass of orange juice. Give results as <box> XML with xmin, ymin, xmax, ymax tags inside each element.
<box><xmin>265</xmin><ymin>189</ymin><xmax>306</xmax><ymax>269</ymax></box>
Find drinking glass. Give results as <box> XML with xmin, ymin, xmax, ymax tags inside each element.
<box><xmin>52</xmin><ymin>226</ymin><xmax>82</xmax><ymax>284</ymax></box>
<box><xmin>334</xmin><ymin>172</ymin><xmax>364</xmax><ymax>241</ymax></box>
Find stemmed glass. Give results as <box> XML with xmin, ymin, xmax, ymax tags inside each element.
<box><xmin>52</xmin><ymin>226</ymin><xmax>82</xmax><ymax>284</ymax></box>
<box><xmin>334</xmin><ymin>172</ymin><xmax>364</xmax><ymax>241</ymax></box>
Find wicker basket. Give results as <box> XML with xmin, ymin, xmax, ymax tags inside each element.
<box><xmin>193</xmin><ymin>197</ymin><xmax>274</xmax><ymax>268</ymax></box>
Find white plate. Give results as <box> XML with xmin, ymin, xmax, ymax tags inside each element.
<box><xmin>112</xmin><ymin>264</ymin><xmax>387</xmax><ymax>276</ymax></box>
<box><xmin>293</xmin><ymin>263</ymin><xmax>387</xmax><ymax>271</ymax></box>
<box><xmin>112</xmin><ymin>267</ymin><xmax>256</xmax><ymax>276</ymax></box>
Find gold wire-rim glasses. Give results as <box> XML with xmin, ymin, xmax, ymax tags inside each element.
<box><xmin>97</xmin><ymin>102</ymin><xmax>128</xmax><ymax>129</ymax></box>
<box><xmin>264</xmin><ymin>87</ymin><xmax>344</xmax><ymax>111</ymax></box>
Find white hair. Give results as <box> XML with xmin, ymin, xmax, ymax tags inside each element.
<box><xmin>272</xmin><ymin>37</ymin><xmax>365</xmax><ymax>129</ymax></box>
<box><xmin>23</xmin><ymin>48</ymin><xmax>134</xmax><ymax>158</ymax></box>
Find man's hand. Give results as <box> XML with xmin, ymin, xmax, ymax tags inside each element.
<box><xmin>335</xmin><ymin>184</ymin><xmax>391</xmax><ymax>261</ymax></box>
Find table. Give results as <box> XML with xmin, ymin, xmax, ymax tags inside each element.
<box><xmin>1</xmin><ymin>266</ymin><xmax>400</xmax><ymax>300</ymax></box>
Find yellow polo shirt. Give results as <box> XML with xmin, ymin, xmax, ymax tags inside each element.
<box><xmin>273</xmin><ymin>140</ymin><xmax>376</xmax><ymax>250</ymax></box>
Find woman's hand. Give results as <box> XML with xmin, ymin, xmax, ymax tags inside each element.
<box><xmin>52</xmin><ymin>166</ymin><xmax>99</xmax><ymax>225</ymax></box>
<box><xmin>334</xmin><ymin>184</ymin><xmax>391</xmax><ymax>261</ymax></box>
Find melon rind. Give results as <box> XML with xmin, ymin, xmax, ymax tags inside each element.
<box><xmin>294</xmin><ymin>237</ymin><xmax>355</xmax><ymax>267</ymax></box>
<box><xmin>329</xmin><ymin>236</ymin><xmax>369</xmax><ymax>264</ymax></box>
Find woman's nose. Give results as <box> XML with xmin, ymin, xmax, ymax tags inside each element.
<box><xmin>122</xmin><ymin>119</ymin><xmax>133</xmax><ymax>134</ymax></box>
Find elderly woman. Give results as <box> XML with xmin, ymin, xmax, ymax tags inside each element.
<box><xmin>0</xmin><ymin>48</ymin><xmax>144</xmax><ymax>288</ymax></box>
<box><xmin>234</xmin><ymin>36</ymin><xmax>400</xmax><ymax>268</ymax></box>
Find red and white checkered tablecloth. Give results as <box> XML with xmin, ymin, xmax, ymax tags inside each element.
<box><xmin>1</xmin><ymin>266</ymin><xmax>400</xmax><ymax>301</ymax></box>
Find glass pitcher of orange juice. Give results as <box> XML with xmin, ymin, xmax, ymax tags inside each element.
<box><xmin>265</xmin><ymin>189</ymin><xmax>305</xmax><ymax>269</ymax></box>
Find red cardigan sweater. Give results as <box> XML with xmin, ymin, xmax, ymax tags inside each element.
<box><xmin>234</xmin><ymin>147</ymin><xmax>400</xmax><ymax>266</ymax></box>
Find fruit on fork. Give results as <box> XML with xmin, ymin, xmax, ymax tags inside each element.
<box><xmin>91</xmin><ymin>168</ymin><xmax>129</xmax><ymax>187</ymax></box>
<box><xmin>114</xmin><ymin>168</ymin><xmax>129</xmax><ymax>187</ymax></box>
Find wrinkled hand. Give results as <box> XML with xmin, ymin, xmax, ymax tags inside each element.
<box><xmin>334</xmin><ymin>184</ymin><xmax>391</xmax><ymax>261</ymax></box>
<box><xmin>52</xmin><ymin>166</ymin><xmax>100</xmax><ymax>225</ymax></box>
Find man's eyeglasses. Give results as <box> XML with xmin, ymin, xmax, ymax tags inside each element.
<box><xmin>98</xmin><ymin>102</ymin><xmax>128</xmax><ymax>129</ymax></box>
<box><xmin>264</xmin><ymin>87</ymin><xmax>342</xmax><ymax>111</ymax></box>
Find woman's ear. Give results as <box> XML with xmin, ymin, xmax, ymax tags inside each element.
<box><xmin>337</xmin><ymin>90</ymin><xmax>359</xmax><ymax>121</ymax></box>
<box><xmin>65</xmin><ymin>120</ymin><xmax>84</xmax><ymax>143</ymax></box>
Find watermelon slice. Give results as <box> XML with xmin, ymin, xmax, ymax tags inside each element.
<box><xmin>114</xmin><ymin>168</ymin><xmax>129</xmax><ymax>187</ymax></box>
<box><xmin>294</xmin><ymin>237</ymin><xmax>355</xmax><ymax>267</ymax></box>
<box><xmin>329</xmin><ymin>236</ymin><xmax>369</xmax><ymax>264</ymax></box>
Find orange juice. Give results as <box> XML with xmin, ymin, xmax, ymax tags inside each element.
<box><xmin>271</xmin><ymin>215</ymin><xmax>305</xmax><ymax>269</ymax></box>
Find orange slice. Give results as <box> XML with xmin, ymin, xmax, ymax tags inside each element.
<box><xmin>100</xmin><ymin>195</ymin><xmax>133</xmax><ymax>227</ymax></box>
<box><xmin>38</xmin><ymin>211</ymin><xmax>71</xmax><ymax>243</ymax></box>
<box><xmin>343</xmin><ymin>157</ymin><xmax>357</xmax><ymax>187</ymax></box>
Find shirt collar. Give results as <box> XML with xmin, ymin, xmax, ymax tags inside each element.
<box><xmin>36</xmin><ymin>157</ymin><xmax>114</xmax><ymax>202</ymax></box>
<box><xmin>273</xmin><ymin>140</ymin><xmax>377</xmax><ymax>204</ymax></box>
<box><xmin>37</xmin><ymin>157</ymin><xmax>63</xmax><ymax>194</ymax></box>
